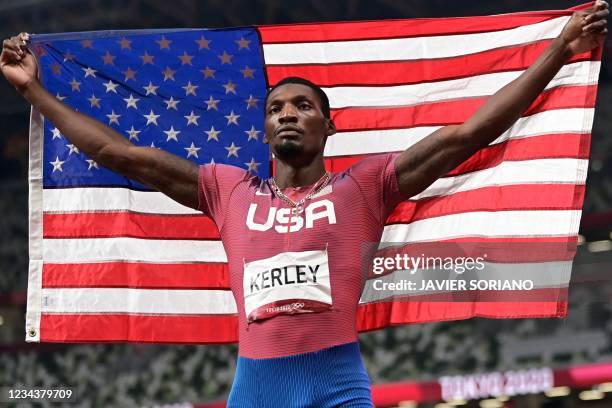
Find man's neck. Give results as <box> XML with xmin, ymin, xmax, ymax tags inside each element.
<box><xmin>273</xmin><ymin>158</ymin><xmax>327</xmax><ymax>188</ymax></box>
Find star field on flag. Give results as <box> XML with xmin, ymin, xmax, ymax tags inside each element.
<box><xmin>37</xmin><ymin>28</ymin><xmax>270</xmax><ymax>189</ymax></box>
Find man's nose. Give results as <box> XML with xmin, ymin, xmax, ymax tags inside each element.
<box><xmin>278</xmin><ymin>105</ymin><xmax>298</xmax><ymax>123</ymax></box>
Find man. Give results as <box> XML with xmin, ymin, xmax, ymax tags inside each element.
<box><xmin>1</xmin><ymin>3</ymin><xmax>608</xmax><ymax>406</ymax></box>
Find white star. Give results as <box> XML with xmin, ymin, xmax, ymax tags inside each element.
<box><xmin>106</xmin><ymin>110</ymin><xmax>121</xmax><ymax>125</ymax></box>
<box><xmin>184</xmin><ymin>111</ymin><xmax>200</xmax><ymax>126</ymax></box>
<box><xmin>163</xmin><ymin>126</ymin><xmax>181</xmax><ymax>142</ymax></box>
<box><xmin>144</xmin><ymin>110</ymin><xmax>160</xmax><ymax>126</ymax></box>
<box><xmin>245</xmin><ymin>94</ymin><xmax>259</xmax><ymax>109</ymax></box>
<box><xmin>124</xmin><ymin>94</ymin><xmax>140</xmax><ymax>109</ymax></box>
<box><xmin>182</xmin><ymin>81</ymin><xmax>198</xmax><ymax>96</ymax></box>
<box><xmin>55</xmin><ymin>93</ymin><xmax>66</xmax><ymax>101</ymax></box>
<box><xmin>164</xmin><ymin>97</ymin><xmax>179</xmax><ymax>110</ymax></box>
<box><xmin>51</xmin><ymin>127</ymin><xmax>62</xmax><ymax>139</ymax></box>
<box><xmin>86</xmin><ymin>159</ymin><xmax>99</xmax><ymax>170</ymax></box>
<box><xmin>49</xmin><ymin>156</ymin><xmax>65</xmax><ymax>172</ymax></box>
<box><xmin>184</xmin><ymin>142</ymin><xmax>201</xmax><ymax>158</ymax></box>
<box><xmin>222</xmin><ymin>80</ymin><xmax>237</xmax><ymax>95</ymax></box>
<box><xmin>206</xmin><ymin>95</ymin><xmax>220</xmax><ymax>111</ymax></box>
<box><xmin>224</xmin><ymin>110</ymin><xmax>240</xmax><ymax>126</ymax></box>
<box><xmin>244</xmin><ymin>157</ymin><xmax>261</xmax><ymax>173</ymax></box>
<box><xmin>66</xmin><ymin>144</ymin><xmax>80</xmax><ymax>155</ymax></box>
<box><xmin>162</xmin><ymin>66</ymin><xmax>176</xmax><ymax>81</ymax></box>
<box><xmin>225</xmin><ymin>142</ymin><xmax>241</xmax><ymax>158</ymax></box>
<box><xmin>88</xmin><ymin>94</ymin><xmax>101</xmax><ymax>108</ymax></box>
<box><xmin>209</xmin><ymin>157</ymin><xmax>215</xmax><ymax>164</ymax></box>
<box><xmin>143</xmin><ymin>81</ymin><xmax>159</xmax><ymax>96</ymax></box>
<box><xmin>126</xmin><ymin>126</ymin><xmax>141</xmax><ymax>141</ymax></box>
<box><xmin>244</xmin><ymin>126</ymin><xmax>260</xmax><ymax>141</ymax></box>
<box><xmin>69</xmin><ymin>78</ymin><xmax>82</xmax><ymax>92</ymax></box>
<box><xmin>63</xmin><ymin>51</ymin><xmax>76</xmax><ymax>62</ymax></box>
<box><xmin>205</xmin><ymin>126</ymin><xmax>221</xmax><ymax>142</ymax></box>
<box><xmin>82</xmin><ymin>67</ymin><xmax>97</xmax><ymax>78</ymax></box>
<box><xmin>103</xmin><ymin>80</ymin><xmax>119</xmax><ymax>93</ymax></box>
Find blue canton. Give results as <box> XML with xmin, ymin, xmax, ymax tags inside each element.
<box><xmin>33</xmin><ymin>28</ymin><xmax>269</xmax><ymax>189</ymax></box>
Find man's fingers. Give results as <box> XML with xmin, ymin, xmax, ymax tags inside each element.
<box><xmin>1</xmin><ymin>32</ymin><xmax>31</xmax><ymax>67</ymax></box>
<box><xmin>5</xmin><ymin>37</ymin><xmax>27</xmax><ymax>56</ymax></box>
<box><xmin>1</xmin><ymin>48</ymin><xmax>23</xmax><ymax>63</ymax></box>
<box><xmin>2</xmin><ymin>40</ymin><xmax>21</xmax><ymax>56</ymax></box>
<box><xmin>583</xmin><ymin>2</ymin><xmax>608</xmax><ymax>18</ymax></box>
<box><xmin>585</xmin><ymin>9</ymin><xmax>610</xmax><ymax>23</ymax></box>
<box><xmin>584</xmin><ymin>19</ymin><xmax>608</xmax><ymax>31</ymax></box>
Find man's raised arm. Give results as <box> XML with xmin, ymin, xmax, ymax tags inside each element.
<box><xmin>394</xmin><ymin>1</ymin><xmax>608</xmax><ymax>198</ymax></box>
<box><xmin>1</xmin><ymin>33</ymin><xmax>199</xmax><ymax>210</ymax></box>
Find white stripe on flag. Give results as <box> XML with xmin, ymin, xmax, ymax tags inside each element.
<box><xmin>323</xmin><ymin>61</ymin><xmax>597</xmax><ymax>108</ymax></box>
<box><xmin>381</xmin><ymin>210</ymin><xmax>582</xmax><ymax>242</ymax></box>
<box><xmin>43</xmin><ymin>238</ymin><xmax>227</xmax><ymax>263</ymax></box>
<box><xmin>41</xmin><ymin>288</ymin><xmax>237</xmax><ymax>314</ymax></box>
<box><xmin>411</xmin><ymin>158</ymin><xmax>587</xmax><ymax>200</ymax></box>
<box><xmin>262</xmin><ymin>16</ymin><xmax>569</xmax><ymax>64</ymax></box>
<box><xmin>325</xmin><ymin>108</ymin><xmax>593</xmax><ymax>157</ymax></box>
<box><xmin>43</xmin><ymin>188</ymin><xmax>200</xmax><ymax>214</ymax></box>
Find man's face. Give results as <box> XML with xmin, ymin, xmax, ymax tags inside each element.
<box><xmin>264</xmin><ymin>83</ymin><xmax>333</xmax><ymax>162</ymax></box>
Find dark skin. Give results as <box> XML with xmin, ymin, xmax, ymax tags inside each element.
<box><xmin>0</xmin><ymin>2</ymin><xmax>608</xmax><ymax>205</ymax></box>
<box><xmin>264</xmin><ymin>84</ymin><xmax>336</xmax><ymax>188</ymax></box>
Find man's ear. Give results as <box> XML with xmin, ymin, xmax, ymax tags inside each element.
<box><xmin>326</xmin><ymin>119</ymin><xmax>337</xmax><ymax>136</ymax></box>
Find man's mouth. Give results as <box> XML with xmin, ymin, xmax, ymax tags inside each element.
<box><xmin>276</xmin><ymin>126</ymin><xmax>303</xmax><ymax>137</ymax></box>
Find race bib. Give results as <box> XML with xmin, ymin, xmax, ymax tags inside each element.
<box><xmin>243</xmin><ymin>249</ymin><xmax>332</xmax><ymax>323</ymax></box>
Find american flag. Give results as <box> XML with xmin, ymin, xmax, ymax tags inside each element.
<box><xmin>26</xmin><ymin>3</ymin><xmax>600</xmax><ymax>343</ymax></box>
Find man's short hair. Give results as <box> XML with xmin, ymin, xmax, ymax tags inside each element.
<box><xmin>265</xmin><ymin>77</ymin><xmax>331</xmax><ymax>119</ymax></box>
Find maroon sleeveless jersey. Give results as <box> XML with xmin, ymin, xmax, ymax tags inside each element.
<box><xmin>198</xmin><ymin>153</ymin><xmax>403</xmax><ymax>358</ymax></box>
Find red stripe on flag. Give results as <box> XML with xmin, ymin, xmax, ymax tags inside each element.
<box><xmin>357</xmin><ymin>299</ymin><xmax>567</xmax><ymax>332</ymax></box>
<box><xmin>258</xmin><ymin>14</ymin><xmax>565</xmax><ymax>44</ymax></box>
<box><xmin>325</xmin><ymin>133</ymin><xmax>590</xmax><ymax>173</ymax></box>
<box><xmin>40</xmin><ymin>313</ymin><xmax>238</xmax><ymax>343</ymax></box>
<box><xmin>266</xmin><ymin>42</ymin><xmax>591</xmax><ymax>86</ymax></box>
<box><xmin>448</xmin><ymin>133</ymin><xmax>590</xmax><ymax>176</ymax></box>
<box><xmin>42</xmin><ymin>262</ymin><xmax>229</xmax><ymax>289</ymax></box>
<box><xmin>331</xmin><ymin>85</ymin><xmax>597</xmax><ymax>131</ymax></box>
<box><xmin>43</xmin><ymin>212</ymin><xmax>221</xmax><ymax>239</ymax></box>
<box><xmin>388</xmin><ymin>184</ymin><xmax>585</xmax><ymax>224</ymax></box>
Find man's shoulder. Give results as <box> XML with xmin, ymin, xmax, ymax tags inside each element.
<box><xmin>199</xmin><ymin>163</ymin><xmax>262</xmax><ymax>191</ymax></box>
<box><xmin>344</xmin><ymin>153</ymin><xmax>399</xmax><ymax>175</ymax></box>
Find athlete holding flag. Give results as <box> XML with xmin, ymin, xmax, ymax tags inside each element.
<box><xmin>1</xmin><ymin>3</ymin><xmax>608</xmax><ymax>406</ymax></box>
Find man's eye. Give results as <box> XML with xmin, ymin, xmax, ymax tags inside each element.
<box><xmin>299</xmin><ymin>103</ymin><xmax>311</xmax><ymax>109</ymax></box>
<box><xmin>269</xmin><ymin>106</ymin><xmax>280</xmax><ymax>113</ymax></box>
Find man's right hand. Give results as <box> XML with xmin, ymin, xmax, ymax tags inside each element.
<box><xmin>1</xmin><ymin>32</ymin><xmax>38</xmax><ymax>92</ymax></box>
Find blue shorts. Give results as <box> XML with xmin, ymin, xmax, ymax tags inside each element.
<box><xmin>227</xmin><ymin>342</ymin><xmax>373</xmax><ymax>407</ymax></box>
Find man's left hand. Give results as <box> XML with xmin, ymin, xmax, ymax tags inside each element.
<box><xmin>560</xmin><ymin>1</ymin><xmax>608</xmax><ymax>55</ymax></box>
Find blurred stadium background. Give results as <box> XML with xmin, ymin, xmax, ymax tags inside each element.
<box><xmin>0</xmin><ymin>1</ymin><xmax>611</xmax><ymax>407</ymax></box>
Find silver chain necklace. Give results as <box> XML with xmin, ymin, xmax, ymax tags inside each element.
<box><xmin>269</xmin><ymin>172</ymin><xmax>331</xmax><ymax>215</ymax></box>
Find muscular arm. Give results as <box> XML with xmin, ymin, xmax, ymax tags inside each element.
<box><xmin>2</xmin><ymin>34</ymin><xmax>199</xmax><ymax>210</ymax></box>
<box><xmin>395</xmin><ymin>2</ymin><xmax>608</xmax><ymax>198</ymax></box>
<box><xmin>23</xmin><ymin>81</ymin><xmax>199</xmax><ymax>209</ymax></box>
